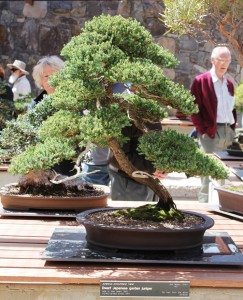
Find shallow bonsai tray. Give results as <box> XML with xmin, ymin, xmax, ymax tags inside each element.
<box><xmin>213</xmin><ymin>151</ymin><xmax>243</xmax><ymax>160</ymax></box>
<box><xmin>208</xmin><ymin>205</ymin><xmax>243</xmax><ymax>221</ymax></box>
<box><xmin>214</xmin><ymin>186</ymin><xmax>243</xmax><ymax>215</ymax></box>
<box><xmin>0</xmin><ymin>184</ymin><xmax>110</xmax><ymax>211</ymax></box>
<box><xmin>226</xmin><ymin>149</ymin><xmax>243</xmax><ymax>157</ymax></box>
<box><xmin>230</xmin><ymin>167</ymin><xmax>243</xmax><ymax>181</ymax></box>
<box><xmin>42</xmin><ymin>228</ymin><xmax>243</xmax><ymax>266</ymax></box>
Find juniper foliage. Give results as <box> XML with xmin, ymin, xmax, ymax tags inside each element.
<box><xmin>0</xmin><ymin>15</ymin><xmax>228</xmax><ymax>215</ymax></box>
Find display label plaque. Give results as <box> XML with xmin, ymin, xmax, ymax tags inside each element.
<box><xmin>100</xmin><ymin>280</ymin><xmax>190</xmax><ymax>298</ymax></box>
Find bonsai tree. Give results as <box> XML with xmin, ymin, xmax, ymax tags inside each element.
<box><xmin>0</xmin><ymin>15</ymin><xmax>228</xmax><ymax>220</ymax></box>
<box><xmin>160</xmin><ymin>0</ymin><xmax>243</xmax><ymax>67</ymax></box>
<box><xmin>233</xmin><ymin>82</ymin><xmax>243</xmax><ymax>129</ymax></box>
<box><xmin>0</xmin><ymin>80</ymin><xmax>15</xmax><ymax>131</ymax></box>
<box><xmin>235</xmin><ymin>82</ymin><xmax>243</xmax><ymax>112</ymax></box>
<box><xmin>13</xmin><ymin>93</ymin><xmax>33</xmax><ymax>117</ymax></box>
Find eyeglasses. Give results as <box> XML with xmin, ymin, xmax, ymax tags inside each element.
<box><xmin>215</xmin><ymin>58</ymin><xmax>231</xmax><ymax>64</ymax></box>
<box><xmin>10</xmin><ymin>68</ymin><xmax>18</xmax><ymax>72</ymax></box>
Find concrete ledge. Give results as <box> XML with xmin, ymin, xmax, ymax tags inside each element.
<box><xmin>162</xmin><ymin>172</ymin><xmax>200</xmax><ymax>200</ymax></box>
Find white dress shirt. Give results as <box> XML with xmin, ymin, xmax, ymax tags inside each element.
<box><xmin>210</xmin><ymin>68</ymin><xmax>235</xmax><ymax>124</ymax></box>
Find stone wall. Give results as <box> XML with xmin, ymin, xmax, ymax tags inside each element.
<box><xmin>0</xmin><ymin>0</ymin><xmax>242</xmax><ymax>95</ymax></box>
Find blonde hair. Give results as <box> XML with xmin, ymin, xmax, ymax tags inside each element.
<box><xmin>32</xmin><ymin>56</ymin><xmax>64</xmax><ymax>88</ymax></box>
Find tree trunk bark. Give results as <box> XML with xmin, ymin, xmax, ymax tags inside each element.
<box><xmin>107</xmin><ymin>137</ymin><xmax>176</xmax><ymax>210</ymax></box>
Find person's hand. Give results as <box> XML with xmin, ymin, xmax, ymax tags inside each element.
<box><xmin>153</xmin><ymin>170</ymin><xmax>167</xmax><ymax>180</ymax></box>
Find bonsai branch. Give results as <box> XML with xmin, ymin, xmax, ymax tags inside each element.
<box><xmin>75</xmin><ymin>141</ymin><xmax>91</xmax><ymax>167</ymax></box>
<box><xmin>139</xmin><ymin>86</ymin><xmax>171</xmax><ymax>105</ymax></box>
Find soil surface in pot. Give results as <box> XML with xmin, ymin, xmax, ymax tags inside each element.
<box><xmin>226</xmin><ymin>185</ymin><xmax>243</xmax><ymax>193</ymax></box>
<box><xmin>86</xmin><ymin>209</ymin><xmax>204</xmax><ymax>229</ymax></box>
<box><xmin>2</xmin><ymin>180</ymin><xmax>105</xmax><ymax>198</ymax></box>
<box><xmin>0</xmin><ymin>170</ymin><xmax>106</xmax><ymax>198</ymax></box>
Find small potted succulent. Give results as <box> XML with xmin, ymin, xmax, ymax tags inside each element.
<box><xmin>0</xmin><ymin>15</ymin><xmax>229</xmax><ymax>249</ymax></box>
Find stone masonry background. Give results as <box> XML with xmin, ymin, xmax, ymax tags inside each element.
<box><xmin>0</xmin><ymin>0</ymin><xmax>242</xmax><ymax>96</ymax></box>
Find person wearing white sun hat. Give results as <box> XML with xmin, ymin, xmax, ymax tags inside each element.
<box><xmin>7</xmin><ymin>59</ymin><xmax>31</xmax><ymax>101</ymax></box>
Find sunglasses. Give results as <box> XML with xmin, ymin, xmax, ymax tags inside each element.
<box><xmin>10</xmin><ymin>68</ymin><xmax>18</xmax><ymax>72</ymax></box>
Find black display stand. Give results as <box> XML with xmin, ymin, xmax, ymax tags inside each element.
<box><xmin>0</xmin><ymin>207</ymin><xmax>78</xmax><ymax>218</ymax></box>
<box><xmin>208</xmin><ymin>205</ymin><xmax>243</xmax><ymax>221</ymax></box>
<box><xmin>43</xmin><ymin>228</ymin><xmax>243</xmax><ymax>266</ymax></box>
<box><xmin>213</xmin><ymin>151</ymin><xmax>243</xmax><ymax>160</ymax></box>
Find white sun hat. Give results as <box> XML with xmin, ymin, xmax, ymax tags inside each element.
<box><xmin>7</xmin><ymin>60</ymin><xmax>29</xmax><ymax>75</ymax></box>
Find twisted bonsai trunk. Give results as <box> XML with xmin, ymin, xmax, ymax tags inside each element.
<box><xmin>107</xmin><ymin>136</ymin><xmax>176</xmax><ymax>211</ymax></box>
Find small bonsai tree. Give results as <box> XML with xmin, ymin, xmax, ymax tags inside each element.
<box><xmin>13</xmin><ymin>93</ymin><xmax>33</xmax><ymax>117</ymax></box>
<box><xmin>0</xmin><ymin>15</ymin><xmax>228</xmax><ymax>220</ymax></box>
<box><xmin>0</xmin><ymin>80</ymin><xmax>15</xmax><ymax>131</ymax></box>
<box><xmin>235</xmin><ymin>82</ymin><xmax>243</xmax><ymax>112</ymax></box>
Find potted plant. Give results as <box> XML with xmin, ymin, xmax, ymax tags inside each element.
<box><xmin>214</xmin><ymin>133</ymin><xmax>243</xmax><ymax>216</ymax></box>
<box><xmin>0</xmin><ymin>80</ymin><xmax>15</xmax><ymax>131</ymax></box>
<box><xmin>214</xmin><ymin>185</ymin><xmax>243</xmax><ymax>215</ymax></box>
<box><xmin>0</xmin><ymin>77</ymin><xmax>15</xmax><ymax>171</ymax></box>
<box><xmin>0</xmin><ymin>94</ymin><xmax>110</xmax><ymax>210</ymax></box>
<box><xmin>234</xmin><ymin>82</ymin><xmax>243</xmax><ymax>127</ymax></box>
<box><xmin>0</xmin><ymin>15</ymin><xmax>228</xmax><ymax>248</ymax></box>
<box><xmin>13</xmin><ymin>93</ymin><xmax>33</xmax><ymax>118</ymax></box>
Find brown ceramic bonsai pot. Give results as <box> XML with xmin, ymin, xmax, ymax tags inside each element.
<box><xmin>0</xmin><ymin>160</ymin><xmax>10</xmax><ymax>171</ymax></box>
<box><xmin>174</xmin><ymin>111</ymin><xmax>188</xmax><ymax>120</ymax></box>
<box><xmin>0</xmin><ymin>183</ymin><xmax>110</xmax><ymax>211</ymax></box>
<box><xmin>77</xmin><ymin>208</ymin><xmax>214</xmax><ymax>250</ymax></box>
<box><xmin>0</xmin><ymin>164</ymin><xmax>9</xmax><ymax>171</ymax></box>
<box><xmin>214</xmin><ymin>186</ymin><xmax>243</xmax><ymax>215</ymax></box>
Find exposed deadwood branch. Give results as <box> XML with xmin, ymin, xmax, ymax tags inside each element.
<box><xmin>49</xmin><ymin>141</ymin><xmax>100</xmax><ymax>184</ymax></box>
<box><xmin>50</xmin><ymin>165</ymin><xmax>100</xmax><ymax>184</ymax></box>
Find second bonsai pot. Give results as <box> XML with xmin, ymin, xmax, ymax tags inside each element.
<box><xmin>214</xmin><ymin>186</ymin><xmax>243</xmax><ymax>215</ymax></box>
<box><xmin>0</xmin><ymin>183</ymin><xmax>110</xmax><ymax>211</ymax></box>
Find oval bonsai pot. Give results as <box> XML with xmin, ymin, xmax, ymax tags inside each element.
<box><xmin>77</xmin><ymin>208</ymin><xmax>214</xmax><ymax>250</ymax></box>
<box><xmin>214</xmin><ymin>186</ymin><xmax>243</xmax><ymax>214</ymax></box>
<box><xmin>174</xmin><ymin>111</ymin><xmax>188</xmax><ymax>120</ymax></box>
<box><xmin>0</xmin><ymin>164</ymin><xmax>9</xmax><ymax>171</ymax></box>
<box><xmin>0</xmin><ymin>183</ymin><xmax>110</xmax><ymax>211</ymax></box>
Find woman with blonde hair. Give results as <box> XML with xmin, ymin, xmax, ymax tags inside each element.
<box><xmin>29</xmin><ymin>55</ymin><xmax>64</xmax><ymax>109</ymax></box>
<box><xmin>29</xmin><ymin>56</ymin><xmax>76</xmax><ymax>176</ymax></box>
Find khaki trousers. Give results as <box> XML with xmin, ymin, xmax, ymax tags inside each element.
<box><xmin>198</xmin><ymin>125</ymin><xmax>235</xmax><ymax>202</ymax></box>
